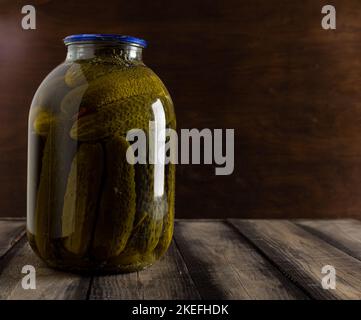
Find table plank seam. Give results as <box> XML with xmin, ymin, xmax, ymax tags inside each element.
<box><xmin>286</xmin><ymin>221</ymin><xmax>361</xmax><ymax>299</ymax></box>
<box><xmin>0</xmin><ymin>228</ymin><xmax>26</xmax><ymax>266</ymax></box>
<box><xmin>85</xmin><ymin>276</ymin><xmax>94</xmax><ymax>300</ymax></box>
<box><xmin>172</xmin><ymin>236</ymin><xmax>203</xmax><ymax>300</ymax></box>
<box><xmin>8</xmin><ymin>230</ymin><xmax>26</xmax><ymax>251</ymax></box>
<box><xmin>220</xmin><ymin>220</ymin><xmax>310</xmax><ymax>299</ymax></box>
<box><xmin>225</xmin><ymin>219</ymin><xmax>315</xmax><ymax>300</ymax></box>
<box><xmin>0</xmin><ymin>217</ymin><xmax>26</xmax><ymax>221</ymax></box>
<box><xmin>0</xmin><ymin>235</ymin><xmax>28</xmax><ymax>277</ymax></box>
<box><xmin>294</xmin><ymin>222</ymin><xmax>361</xmax><ymax>263</ymax></box>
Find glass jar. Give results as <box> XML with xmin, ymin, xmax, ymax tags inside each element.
<box><xmin>27</xmin><ymin>34</ymin><xmax>176</xmax><ymax>273</ymax></box>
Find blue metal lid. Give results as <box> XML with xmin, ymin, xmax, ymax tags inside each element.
<box><xmin>63</xmin><ymin>34</ymin><xmax>147</xmax><ymax>48</ymax></box>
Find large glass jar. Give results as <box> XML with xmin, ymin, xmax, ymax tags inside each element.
<box><xmin>27</xmin><ymin>34</ymin><xmax>176</xmax><ymax>273</ymax></box>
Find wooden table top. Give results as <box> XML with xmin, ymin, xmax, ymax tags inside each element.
<box><xmin>0</xmin><ymin>218</ymin><xmax>360</xmax><ymax>300</ymax></box>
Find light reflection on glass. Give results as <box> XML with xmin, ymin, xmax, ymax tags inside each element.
<box><xmin>151</xmin><ymin>99</ymin><xmax>166</xmax><ymax>197</ymax></box>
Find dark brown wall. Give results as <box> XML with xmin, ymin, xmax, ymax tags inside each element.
<box><xmin>1</xmin><ymin>0</ymin><xmax>361</xmax><ymax>219</ymax></box>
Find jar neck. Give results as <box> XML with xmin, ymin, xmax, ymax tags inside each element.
<box><xmin>65</xmin><ymin>42</ymin><xmax>143</xmax><ymax>63</ymax></box>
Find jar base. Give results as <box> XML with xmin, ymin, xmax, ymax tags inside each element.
<box><xmin>28</xmin><ymin>232</ymin><xmax>159</xmax><ymax>275</ymax></box>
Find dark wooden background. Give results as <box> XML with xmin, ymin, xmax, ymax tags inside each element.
<box><xmin>1</xmin><ymin>0</ymin><xmax>361</xmax><ymax>219</ymax></box>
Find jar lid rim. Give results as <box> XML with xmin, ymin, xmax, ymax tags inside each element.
<box><xmin>63</xmin><ymin>34</ymin><xmax>147</xmax><ymax>48</ymax></box>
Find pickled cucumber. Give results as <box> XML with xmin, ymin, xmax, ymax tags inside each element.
<box><xmin>134</xmin><ymin>163</ymin><xmax>154</xmax><ymax>225</ymax></box>
<box><xmin>27</xmin><ymin>131</ymin><xmax>45</xmax><ymax>235</ymax></box>
<box><xmin>65</xmin><ymin>63</ymin><xmax>93</xmax><ymax>88</ymax></box>
<box><xmin>62</xmin><ymin>143</ymin><xmax>104</xmax><ymax>256</ymax></box>
<box><xmin>65</xmin><ymin>60</ymin><xmax>124</xmax><ymax>88</ymax></box>
<box><xmin>131</xmin><ymin>199</ymin><xmax>166</xmax><ymax>253</ymax></box>
<box><xmin>82</xmin><ymin>67</ymin><xmax>164</xmax><ymax>108</ymax></box>
<box><xmin>34</xmin><ymin>115</ymin><xmax>77</xmax><ymax>259</ymax></box>
<box><xmin>112</xmin><ymin>207</ymin><xmax>165</xmax><ymax>269</ymax></box>
<box><xmin>109</xmin><ymin>209</ymin><xmax>164</xmax><ymax>269</ymax></box>
<box><xmin>32</xmin><ymin>109</ymin><xmax>56</xmax><ymax>136</ymax></box>
<box><xmin>61</xmin><ymin>66</ymin><xmax>165</xmax><ymax>116</ymax></box>
<box><xmin>119</xmin><ymin>161</ymin><xmax>166</xmax><ymax>258</ymax></box>
<box><xmin>108</xmin><ymin>246</ymin><xmax>155</xmax><ymax>271</ymax></box>
<box><xmin>70</xmin><ymin>95</ymin><xmax>155</xmax><ymax>141</ymax></box>
<box><xmin>92</xmin><ymin>135</ymin><xmax>136</xmax><ymax>260</ymax></box>
<box><xmin>60</xmin><ymin>84</ymin><xmax>88</xmax><ymax>117</ymax></box>
<box><xmin>34</xmin><ymin>126</ymin><xmax>55</xmax><ymax>260</ymax></box>
<box><xmin>155</xmin><ymin>163</ymin><xmax>175</xmax><ymax>256</ymax></box>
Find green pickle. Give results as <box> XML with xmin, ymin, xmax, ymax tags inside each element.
<box><xmin>32</xmin><ymin>109</ymin><xmax>56</xmax><ymax>136</ymax></box>
<box><xmin>134</xmin><ymin>164</ymin><xmax>165</xmax><ymax>252</ymax></box>
<box><xmin>33</xmin><ymin>115</ymin><xmax>76</xmax><ymax>261</ymax></box>
<box><xmin>61</xmin><ymin>67</ymin><xmax>165</xmax><ymax>117</ymax></box>
<box><xmin>62</xmin><ymin>143</ymin><xmax>104</xmax><ymax>256</ymax></box>
<box><xmin>91</xmin><ymin>135</ymin><xmax>136</xmax><ymax>260</ymax></box>
<box><xmin>70</xmin><ymin>95</ymin><xmax>155</xmax><ymax>141</ymax></box>
<box><xmin>155</xmin><ymin>162</ymin><xmax>176</xmax><ymax>257</ymax></box>
<box><xmin>60</xmin><ymin>84</ymin><xmax>89</xmax><ymax>117</ymax></box>
<box><xmin>27</xmin><ymin>35</ymin><xmax>175</xmax><ymax>273</ymax></box>
<box><xmin>64</xmin><ymin>59</ymin><xmax>126</xmax><ymax>88</ymax></box>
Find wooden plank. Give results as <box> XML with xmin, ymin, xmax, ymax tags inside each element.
<box><xmin>229</xmin><ymin>219</ymin><xmax>361</xmax><ymax>299</ymax></box>
<box><xmin>173</xmin><ymin>221</ymin><xmax>307</xmax><ymax>300</ymax></box>
<box><xmin>90</xmin><ymin>242</ymin><xmax>201</xmax><ymax>300</ymax></box>
<box><xmin>295</xmin><ymin>219</ymin><xmax>361</xmax><ymax>261</ymax></box>
<box><xmin>0</xmin><ymin>219</ymin><xmax>26</xmax><ymax>259</ymax></box>
<box><xmin>0</xmin><ymin>239</ymin><xmax>90</xmax><ymax>300</ymax></box>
